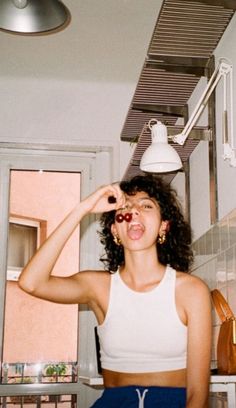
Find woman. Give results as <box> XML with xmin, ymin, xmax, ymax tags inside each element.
<box><xmin>19</xmin><ymin>174</ymin><xmax>212</xmax><ymax>408</ymax></box>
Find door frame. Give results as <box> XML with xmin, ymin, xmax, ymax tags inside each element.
<box><xmin>0</xmin><ymin>145</ymin><xmax>112</xmax><ymax>406</ymax></box>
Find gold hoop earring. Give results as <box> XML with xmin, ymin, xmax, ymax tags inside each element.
<box><xmin>113</xmin><ymin>235</ymin><xmax>122</xmax><ymax>246</ymax></box>
<box><xmin>157</xmin><ymin>232</ymin><xmax>166</xmax><ymax>245</ymax></box>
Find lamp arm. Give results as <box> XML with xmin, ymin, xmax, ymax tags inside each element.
<box><xmin>172</xmin><ymin>61</ymin><xmax>232</xmax><ymax>146</ymax></box>
<box><xmin>229</xmin><ymin>67</ymin><xmax>235</xmax><ymax>151</ymax></box>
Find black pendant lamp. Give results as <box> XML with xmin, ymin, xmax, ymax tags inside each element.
<box><xmin>0</xmin><ymin>0</ymin><xmax>70</xmax><ymax>34</ymax></box>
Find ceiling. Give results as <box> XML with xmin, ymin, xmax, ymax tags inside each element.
<box><xmin>0</xmin><ymin>0</ymin><xmax>235</xmax><ymax>185</ymax></box>
<box><xmin>120</xmin><ymin>0</ymin><xmax>236</xmax><ymax>181</ymax></box>
<box><xmin>0</xmin><ymin>0</ymin><xmax>164</xmax><ymax>162</ymax></box>
<box><xmin>0</xmin><ymin>0</ymin><xmax>163</xmax><ymax>82</ymax></box>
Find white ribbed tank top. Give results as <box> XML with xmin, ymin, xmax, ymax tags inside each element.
<box><xmin>97</xmin><ymin>265</ymin><xmax>187</xmax><ymax>373</ymax></box>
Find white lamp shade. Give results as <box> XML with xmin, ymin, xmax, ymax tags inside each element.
<box><xmin>0</xmin><ymin>0</ymin><xmax>70</xmax><ymax>34</ymax></box>
<box><xmin>140</xmin><ymin>121</ymin><xmax>182</xmax><ymax>173</ymax></box>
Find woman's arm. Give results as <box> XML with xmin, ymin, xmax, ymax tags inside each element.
<box><xmin>18</xmin><ymin>183</ymin><xmax>125</xmax><ymax>304</ymax></box>
<box><xmin>184</xmin><ymin>276</ymin><xmax>212</xmax><ymax>408</ymax></box>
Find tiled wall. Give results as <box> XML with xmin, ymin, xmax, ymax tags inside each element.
<box><xmin>191</xmin><ymin>207</ymin><xmax>236</xmax><ymax>406</ymax></box>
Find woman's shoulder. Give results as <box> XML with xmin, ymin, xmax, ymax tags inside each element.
<box><xmin>175</xmin><ymin>270</ymin><xmax>210</xmax><ymax>296</ymax></box>
<box><xmin>175</xmin><ymin>271</ymin><xmax>211</xmax><ymax>320</ymax></box>
<box><xmin>176</xmin><ymin>272</ymin><xmax>211</xmax><ymax>314</ymax></box>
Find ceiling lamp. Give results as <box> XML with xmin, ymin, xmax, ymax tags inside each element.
<box><xmin>0</xmin><ymin>0</ymin><xmax>70</xmax><ymax>34</ymax></box>
<box><xmin>140</xmin><ymin>120</ymin><xmax>182</xmax><ymax>173</ymax></box>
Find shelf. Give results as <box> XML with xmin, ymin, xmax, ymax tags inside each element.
<box><xmin>79</xmin><ymin>374</ymin><xmax>236</xmax><ymax>386</ymax></box>
<box><xmin>79</xmin><ymin>375</ymin><xmax>103</xmax><ymax>386</ymax></box>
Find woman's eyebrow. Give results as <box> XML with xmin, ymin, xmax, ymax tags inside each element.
<box><xmin>139</xmin><ymin>197</ymin><xmax>160</xmax><ymax>208</ymax></box>
<box><xmin>139</xmin><ymin>197</ymin><xmax>154</xmax><ymax>201</ymax></box>
<box><xmin>127</xmin><ymin>196</ymin><xmax>158</xmax><ymax>205</ymax></box>
<box><xmin>137</xmin><ymin>196</ymin><xmax>156</xmax><ymax>202</ymax></box>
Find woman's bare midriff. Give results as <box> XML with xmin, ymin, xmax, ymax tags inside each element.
<box><xmin>102</xmin><ymin>368</ymin><xmax>187</xmax><ymax>388</ymax></box>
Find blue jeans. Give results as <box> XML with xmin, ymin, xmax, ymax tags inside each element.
<box><xmin>90</xmin><ymin>385</ymin><xmax>186</xmax><ymax>407</ymax></box>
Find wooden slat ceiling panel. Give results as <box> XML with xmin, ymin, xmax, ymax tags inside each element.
<box><xmin>121</xmin><ymin>0</ymin><xmax>235</xmax><ymax>180</ymax></box>
<box><xmin>133</xmin><ymin>68</ymin><xmax>200</xmax><ymax>105</ymax></box>
<box><xmin>149</xmin><ymin>0</ymin><xmax>233</xmax><ymax>57</ymax></box>
<box><xmin>121</xmin><ymin>110</ymin><xmax>179</xmax><ymax>143</ymax></box>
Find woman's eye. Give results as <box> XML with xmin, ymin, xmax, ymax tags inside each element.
<box><xmin>141</xmin><ymin>203</ymin><xmax>153</xmax><ymax>209</ymax></box>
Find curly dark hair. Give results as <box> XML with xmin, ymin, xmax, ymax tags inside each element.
<box><xmin>99</xmin><ymin>174</ymin><xmax>193</xmax><ymax>273</ymax></box>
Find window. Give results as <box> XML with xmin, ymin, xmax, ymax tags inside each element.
<box><xmin>7</xmin><ymin>215</ymin><xmax>47</xmax><ymax>281</ymax></box>
<box><xmin>0</xmin><ymin>148</ymin><xmax>111</xmax><ymax>406</ymax></box>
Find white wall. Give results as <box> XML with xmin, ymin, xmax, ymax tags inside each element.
<box><xmin>0</xmin><ymin>77</ymin><xmax>135</xmax><ymax>179</ymax></box>
<box><xmin>188</xmin><ymin>13</ymin><xmax>236</xmax><ymax>240</ymax></box>
<box><xmin>187</xmin><ymin>77</ymin><xmax>211</xmax><ymax>239</ymax></box>
<box><xmin>214</xmin><ymin>13</ymin><xmax>236</xmax><ymax>220</ymax></box>
<box><xmin>190</xmin><ymin>141</ymin><xmax>211</xmax><ymax>240</ymax></box>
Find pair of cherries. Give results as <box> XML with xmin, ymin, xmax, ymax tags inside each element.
<box><xmin>115</xmin><ymin>212</ymin><xmax>132</xmax><ymax>223</ymax></box>
<box><xmin>108</xmin><ymin>196</ymin><xmax>132</xmax><ymax>223</ymax></box>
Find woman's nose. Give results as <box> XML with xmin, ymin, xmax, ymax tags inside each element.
<box><xmin>129</xmin><ymin>203</ymin><xmax>140</xmax><ymax>215</ymax></box>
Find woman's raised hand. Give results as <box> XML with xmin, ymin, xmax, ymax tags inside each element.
<box><xmin>82</xmin><ymin>183</ymin><xmax>126</xmax><ymax>214</ymax></box>
<box><xmin>18</xmin><ymin>182</ymin><xmax>125</xmax><ymax>303</ymax></box>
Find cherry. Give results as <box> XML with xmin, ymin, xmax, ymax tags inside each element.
<box><xmin>108</xmin><ymin>196</ymin><xmax>116</xmax><ymax>204</ymax></box>
<box><xmin>115</xmin><ymin>213</ymin><xmax>124</xmax><ymax>223</ymax></box>
<box><xmin>124</xmin><ymin>213</ymin><xmax>132</xmax><ymax>222</ymax></box>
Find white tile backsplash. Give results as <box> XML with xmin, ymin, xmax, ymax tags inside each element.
<box><xmin>193</xmin><ymin>209</ymin><xmax>236</xmax><ymax>295</ymax></box>
<box><xmin>191</xmin><ymin>207</ymin><xmax>236</xmax><ymax>365</ymax></box>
